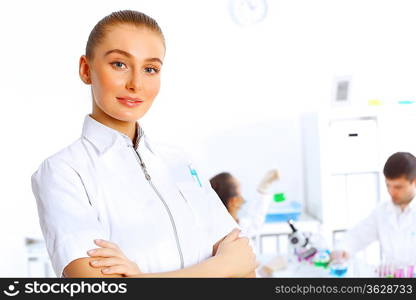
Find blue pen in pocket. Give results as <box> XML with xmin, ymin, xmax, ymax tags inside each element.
<box><xmin>188</xmin><ymin>164</ymin><xmax>202</xmax><ymax>187</ymax></box>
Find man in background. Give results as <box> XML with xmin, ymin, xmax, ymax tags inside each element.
<box><xmin>332</xmin><ymin>152</ymin><xmax>416</xmax><ymax>265</ymax></box>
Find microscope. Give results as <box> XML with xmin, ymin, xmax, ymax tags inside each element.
<box><xmin>287</xmin><ymin>219</ymin><xmax>317</xmax><ymax>261</ymax></box>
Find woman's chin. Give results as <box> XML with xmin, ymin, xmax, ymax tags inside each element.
<box><xmin>109</xmin><ymin>110</ymin><xmax>147</xmax><ymax>123</ymax></box>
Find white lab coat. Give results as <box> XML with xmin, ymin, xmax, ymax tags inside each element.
<box><xmin>31</xmin><ymin>115</ymin><xmax>237</xmax><ymax>277</ymax></box>
<box><xmin>238</xmin><ymin>194</ymin><xmax>270</xmax><ymax>238</ymax></box>
<box><xmin>338</xmin><ymin>198</ymin><xmax>416</xmax><ymax>264</ymax></box>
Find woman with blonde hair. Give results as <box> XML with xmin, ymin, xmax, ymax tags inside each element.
<box><xmin>32</xmin><ymin>10</ymin><xmax>256</xmax><ymax>278</ymax></box>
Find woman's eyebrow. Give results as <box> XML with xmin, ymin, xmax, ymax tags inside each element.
<box><xmin>145</xmin><ymin>58</ymin><xmax>163</xmax><ymax>65</ymax></box>
<box><xmin>104</xmin><ymin>49</ymin><xmax>132</xmax><ymax>58</ymax></box>
<box><xmin>104</xmin><ymin>49</ymin><xmax>163</xmax><ymax>65</ymax></box>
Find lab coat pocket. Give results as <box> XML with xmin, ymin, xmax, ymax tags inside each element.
<box><xmin>177</xmin><ymin>181</ymin><xmax>208</xmax><ymax>225</ymax></box>
<box><xmin>176</xmin><ymin>181</ymin><xmax>212</xmax><ymax>256</ymax></box>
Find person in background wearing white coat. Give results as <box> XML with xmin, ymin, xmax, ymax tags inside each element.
<box><xmin>209</xmin><ymin>170</ymin><xmax>279</xmax><ymax>238</ymax></box>
<box><xmin>210</xmin><ymin>170</ymin><xmax>291</xmax><ymax>277</ymax></box>
<box><xmin>331</xmin><ymin>152</ymin><xmax>416</xmax><ymax>265</ymax></box>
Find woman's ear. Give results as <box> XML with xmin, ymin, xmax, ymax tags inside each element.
<box><xmin>79</xmin><ymin>55</ymin><xmax>91</xmax><ymax>84</ymax></box>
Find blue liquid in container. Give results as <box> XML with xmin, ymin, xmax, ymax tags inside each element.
<box><xmin>332</xmin><ymin>268</ymin><xmax>347</xmax><ymax>277</ymax></box>
<box><xmin>330</xmin><ymin>264</ymin><xmax>348</xmax><ymax>277</ymax></box>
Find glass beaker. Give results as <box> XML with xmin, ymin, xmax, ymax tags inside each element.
<box><xmin>329</xmin><ymin>259</ymin><xmax>348</xmax><ymax>277</ymax></box>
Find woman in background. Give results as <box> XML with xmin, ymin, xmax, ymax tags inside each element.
<box><xmin>209</xmin><ymin>170</ymin><xmax>279</xmax><ymax>238</ymax></box>
<box><xmin>209</xmin><ymin>170</ymin><xmax>288</xmax><ymax>277</ymax></box>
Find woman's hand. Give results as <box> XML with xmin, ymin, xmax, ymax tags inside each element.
<box><xmin>87</xmin><ymin>239</ymin><xmax>142</xmax><ymax>277</ymax></box>
<box><xmin>257</xmin><ymin>169</ymin><xmax>279</xmax><ymax>194</ymax></box>
<box><xmin>214</xmin><ymin>228</ymin><xmax>257</xmax><ymax>277</ymax></box>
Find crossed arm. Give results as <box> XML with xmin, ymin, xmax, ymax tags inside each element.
<box><xmin>63</xmin><ymin>229</ymin><xmax>257</xmax><ymax>278</ymax></box>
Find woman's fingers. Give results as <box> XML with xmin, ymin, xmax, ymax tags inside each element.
<box><xmin>222</xmin><ymin>228</ymin><xmax>241</xmax><ymax>243</ymax></box>
<box><xmin>238</xmin><ymin>237</ymin><xmax>249</xmax><ymax>244</ymax></box>
<box><xmin>101</xmin><ymin>265</ymin><xmax>130</xmax><ymax>275</ymax></box>
<box><xmin>87</xmin><ymin>247</ymin><xmax>123</xmax><ymax>258</ymax></box>
<box><xmin>89</xmin><ymin>257</ymin><xmax>124</xmax><ymax>268</ymax></box>
<box><xmin>94</xmin><ymin>239</ymin><xmax>119</xmax><ymax>249</ymax></box>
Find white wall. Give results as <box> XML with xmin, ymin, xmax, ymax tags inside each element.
<box><xmin>1</xmin><ymin>0</ymin><xmax>416</xmax><ymax>276</ymax></box>
<box><xmin>195</xmin><ymin>117</ymin><xmax>304</xmax><ymax>205</ymax></box>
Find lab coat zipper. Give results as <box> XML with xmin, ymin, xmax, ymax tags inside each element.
<box><xmin>130</xmin><ymin>145</ymin><xmax>185</xmax><ymax>269</ymax></box>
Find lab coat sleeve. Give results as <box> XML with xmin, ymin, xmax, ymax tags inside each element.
<box><xmin>238</xmin><ymin>193</ymin><xmax>271</xmax><ymax>237</ymax></box>
<box><xmin>337</xmin><ymin>208</ymin><xmax>379</xmax><ymax>256</ymax></box>
<box><xmin>31</xmin><ymin>157</ymin><xmax>108</xmax><ymax>277</ymax></box>
<box><xmin>188</xmin><ymin>162</ymin><xmax>239</xmax><ymax>246</ymax></box>
<box><xmin>201</xmin><ymin>175</ymin><xmax>240</xmax><ymax>245</ymax></box>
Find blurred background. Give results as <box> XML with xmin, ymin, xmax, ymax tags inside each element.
<box><xmin>1</xmin><ymin>0</ymin><xmax>416</xmax><ymax>276</ymax></box>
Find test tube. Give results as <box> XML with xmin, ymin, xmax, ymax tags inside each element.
<box><xmin>380</xmin><ymin>264</ymin><xmax>392</xmax><ymax>278</ymax></box>
<box><xmin>406</xmin><ymin>265</ymin><xmax>414</xmax><ymax>278</ymax></box>
<box><xmin>385</xmin><ymin>264</ymin><xmax>394</xmax><ymax>278</ymax></box>
<box><xmin>394</xmin><ymin>267</ymin><xmax>404</xmax><ymax>278</ymax></box>
<box><xmin>380</xmin><ymin>257</ymin><xmax>396</xmax><ymax>278</ymax></box>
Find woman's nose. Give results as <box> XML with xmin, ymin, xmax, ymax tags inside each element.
<box><xmin>126</xmin><ymin>72</ymin><xmax>143</xmax><ymax>91</ymax></box>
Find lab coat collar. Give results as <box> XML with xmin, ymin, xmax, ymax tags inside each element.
<box><xmin>386</xmin><ymin>196</ymin><xmax>416</xmax><ymax>213</ymax></box>
<box><xmin>405</xmin><ymin>196</ymin><xmax>416</xmax><ymax>212</ymax></box>
<box><xmin>81</xmin><ymin>115</ymin><xmax>143</xmax><ymax>155</ymax></box>
<box><xmin>384</xmin><ymin>196</ymin><xmax>416</xmax><ymax>230</ymax></box>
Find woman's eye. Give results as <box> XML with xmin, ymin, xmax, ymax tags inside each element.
<box><xmin>111</xmin><ymin>61</ymin><xmax>127</xmax><ymax>69</ymax></box>
<box><xmin>144</xmin><ymin>67</ymin><xmax>160</xmax><ymax>74</ymax></box>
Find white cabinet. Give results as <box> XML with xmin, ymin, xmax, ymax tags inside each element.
<box><xmin>301</xmin><ymin>111</ymin><xmax>381</xmax><ymax>232</ymax></box>
<box><xmin>328</xmin><ymin>119</ymin><xmax>379</xmax><ymax>174</ymax></box>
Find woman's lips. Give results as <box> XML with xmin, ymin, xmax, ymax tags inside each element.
<box><xmin>116</xmin><ymin>97</ymin><xmax>143</xmax><ymax>108</ymax></box>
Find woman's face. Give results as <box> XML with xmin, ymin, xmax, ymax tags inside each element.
<box><xmin>82</xmin><ymin>24</ymin><xmax>165</xmax><ymax>123</ymax></box>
